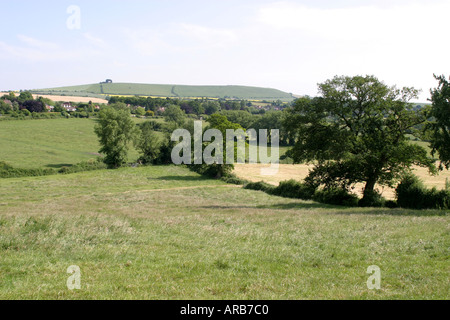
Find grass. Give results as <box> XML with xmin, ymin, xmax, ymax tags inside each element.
<box><xmin>32</xmin><ymin>83</ymin><xmax>295</xmax><ymax>101</ymax></box>
<box><xmin>0</xmin><ymin>118</ymin><xmax>149</xmax><ymax>169</ymax></box>
<box><xmin>0</xmin><ymin>165</ymin><xmax>448</xmax><ymax>299</ymax></box>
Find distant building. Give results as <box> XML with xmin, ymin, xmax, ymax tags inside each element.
<box><xmin>63</xmin><ymin>102</ymin><xmax>76</xmax><ymax>112</ymax></box>
<box><xmin>100</xmin><ymin>79</ymin><xmax>113</xmax><ymax>84</ymax></box>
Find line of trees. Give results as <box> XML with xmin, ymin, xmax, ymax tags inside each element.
<box><xmin>94</xmin><ymin>74</ymin><xmax>449</xmax><ymax>208</ymax></box>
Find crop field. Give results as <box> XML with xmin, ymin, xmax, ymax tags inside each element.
<box><xmin>0</xmin><ymin>165</ymin><xmax>448</xmax><ymax>299</ymax></box>
<box><xmin>234</xmin><ymin>164</ymin><xmax>450</xmax><ymax>200</ymax></box>
<box><xmin>31</xmin><ymin>83</ymin><xmax>295</xmax><ymax>101</ymax></box>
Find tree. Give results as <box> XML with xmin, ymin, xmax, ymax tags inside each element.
<box><xmin>94</xmin><ymin>105</ymin><xmax>140</xmax><ymax>168</ymax></box>
<box><xmin>135</xmin><ymin>107</ymin><xmax>146</xmax><ymax>117</ymax></box>
<box><xmin>136</xmin><ymin>121</ymin><xmax>161</xmax><ymax>164</ymax></box>
<box><xmin>429</xmin><ymin>74</ymin><xmax>450</xmax><ymax>169</ymax></box>
<box><xmin>163</xmin><ymin>104</ymin><xmax>186</xmax><ymax>126</ymax></box>
<box><xmin>0</xmin><ymin>100</ymin><xmax>11</xmax><ymax>115</ymax></box>
<box><xmin>22</xmin><ymin>100</ymin><xmax>44</xmax><ymax>113</ymax></box>
<box><xmin>18</xmin><ymin>91</ymin><xmax>33</xmax><ymax>104</ymax></box>
<box><xmin>284</xmin><ymin>75</ymin><xmax>435</xmax><ymax>205</ymax></box>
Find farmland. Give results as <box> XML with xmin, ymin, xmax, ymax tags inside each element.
<box><xmin>0</xmin><ymin>117</ymin><xmax>448</xmax><ymax>300</ymax></box>
<box><xmin>30</xmin><ymin>83</ymin><xmax>295</xmax><ymax>101</ymax></box>
<box><xmin>0</xmin><ymin>165</ymin><xmax>448</xmax><ymax>299</ymax></box>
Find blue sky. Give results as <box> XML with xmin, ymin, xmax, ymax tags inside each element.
<box><xmin>1</xmin><ymin>0</ymin><xmax>448</xmax><ymax>101</ymax></box>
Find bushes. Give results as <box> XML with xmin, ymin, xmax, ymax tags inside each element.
<box><xmin>244</xmin><ymin>181</ymin><xmax>276</xmax><ymax>193</ymax></box>
<box><xmin>271</xmin><ymin>179</ymin><xmax>316</xmax><ymax>200</ymax></box>
<box><xmin>396</xmin><ymin>173</ymin><xmax>449</xmax><ymax>210</ymax></box>
<box><xmin>358</xmin><ymin>190</ymin><xmax>386</xmax><ymax>208</ymax></box>
<box><xmin>58</xmin><ymin>159</ymin><xmax>107</xmax><ymax>174</ymax></box>
<box><xmin>0</xmin><ymin>159</ymin><xmax>107</xmax><ymax>179</ymax></box>
<box><xmin>0</xmin><ymin>161</ymin><xmax>55</xmax><ymax>178</ymax></box>
<box><xmin>313</xmin><ymin>188</ymin><xmax>359</xmax><ymax>207</ymax></box>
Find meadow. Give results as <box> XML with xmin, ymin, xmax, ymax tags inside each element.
<box><xmin>0</xmin><ymin>118</ymin><xmax>448</xmax><ymax>300</ymax></box>
<box><xmin>0</xmin><ymin>118</ymin><xmax>151</xmax><ymax>169</ymax></box>
<box><xmin>0</xmin><ymin>165</ymin><xmax>448</xmax><ymax>299</ymax></box>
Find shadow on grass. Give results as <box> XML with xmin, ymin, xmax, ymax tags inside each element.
<box><xmin>200</xmin><ymin>202</ymin><xmax>448</xmax><ymax>217</ymax></box>
<box><xmin>155</xmin><ymin>175</ymin><xmax>212</xmax><ymax>182</ymax></box>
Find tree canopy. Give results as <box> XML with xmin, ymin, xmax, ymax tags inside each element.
<box><xmin>284</xmin><ymin>75</ymin><xmax>435</xmax><ymax>205</ymax></box>
<box><xmin>429</xmin><ymin>74</ymin><xmax>450</xmax><ymax>169</ymax></box>
<box><xmin>94</xmin><ymin>104</ymin><xmax>139</xmax><ymax>168</ymax></box>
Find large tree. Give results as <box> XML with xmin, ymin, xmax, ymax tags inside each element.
<box><xmin>429</xmin><ymin>74</ymin><xmax>450</xmax><ymax>169</ymax></box>
<box><xmin>94</xmin><ymin>104</ymin><xmax>139</xmax><ymax>168</ymax></box>
<box><xmin>284</xmin><ymin>75</ymin><xmax>435</xmax><ymax>205</ymax></box>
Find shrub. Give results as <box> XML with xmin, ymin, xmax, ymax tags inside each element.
<box><xmin>58</xmin><ymin>158</ymin><xmax>107</xmax><ymax>174</ymax></box>
<box><xmin>244</xmin><ymin>181</ymin><xmax>276</xmax><ymax>193</ymax></box>
<box><xmin>396</xmin><ymin>173</ymin><xmax>450</xmax><ymax>210</ymax></box>
<box><xmin>221</xmin><ymin>174</ymin><xmax>249</xmax><ymax>185</ymax></box>
<box><xmin>0</xmin><ymin>161</ymin><xmax>55</xmax><ymax>178</ymax></box>
<box><xmin>358</xmin><ymin>190</ymin><xmax>386</xmax><ymax>208</ymax></box>
<box><xmin>313</xmin><ymin>188</ymin><xmax>359</xmax><ymax>207</ymax></box>
<box><xmin>271</xmin><ymin>179</ymin><xmax>316</xmax><ymax>200</ymax></box>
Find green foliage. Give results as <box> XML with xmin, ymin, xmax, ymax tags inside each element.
<box><xmin>220</xmin><ymin>173</ymin><xmax>249</xmax><ymax>185</ymax></box>
<box><xmin>244</xmin><ymin>181</ymin><xmax>276</xmax><ymax>193</ymax></box>
<box><xmin>313</xmin><ymin>188</ymin><xmax>359</xmax><ymax>207</ymax></box>
<box><xmin>271</xmin><ymin>179</ymin><xmax>316</xmax><ymax>200</ymax></box>
<box><xmin>429</xmin><ymin>74</ymin><xmax>450</xmax><ymax>169</ymax></box>
<box><xmin>58</xmin><ymin>158</ymin><xmax>107</xmax><ymax>174</ymax></box>
<box><xmin>396</xmin><ymin>173</ymin><xmax>450</xmax><ymax>210</ymax></box>
<box><xmin>358</xmin><ymin>190</ymin><xmax>386</xmax><ymax>208</ymax></box>
<box><xmin>135</xmin><ymin>121</ymin><xmax>162</xmax><ymax>164</ymax></box>
<box><xmin>163</xmin><ymin>104</ymin><xmax>187</xmax><ymax>126</ymax></box>
<box><xmin>0</xmin><ymin>161</ymin><xmax>55</xmax><ymax>178</ymax></box>
<box><xmin>284</xmin><ymin>75</ymin><xmax>435</xmax><ymax>203</ymax></box>
<box><xmin>94</xmin><ymin>105</ymin><xmax>140</xmax><ymax>168</ymax></box>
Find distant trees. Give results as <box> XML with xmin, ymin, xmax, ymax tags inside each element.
<box><xmin>0</xmin><ymin>100</ymin><xmax>11</xmax><ymax>114</ymax></box>
<box><xmin>429</xmin><ymin>74</ymin><xmax>450</xmax><ymax>169</ymax></box>
<box><xmin>22</xmin><ymin>100</ymin><xmax>45</xmax><ymax>113</ymax></box>
<box><xmin>284</xmin><ymin>75</ymin><xmax>435</xmax><ymax>206</ymax></box>
<box><xmin>163</xmin><ymin>105</ymin><xmax>187</xmax><ymax>126</ymax></box>
<box><xmin>94</xmin><ymin>104</ymin><xmax>140</xmax><ymax>168</ymax></box>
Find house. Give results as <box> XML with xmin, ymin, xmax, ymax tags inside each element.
<box><xmin>46</xmin><ymin>104</ymin><xmax>55</xmax><ymax>111</ymax></box>
<box><xmin>63</xmin><ymin>102</ymin><xmax>77</xmax><ymax>112</ymax></box>
<box><xmin>4</xmin><ymin>99</ymin><xmax>12</xmax><ymax>106</ymax></box>
<box><xmin>100</xmin><ymin>79</ymin><xmax>113</xmax><ymax>84</ymax></box>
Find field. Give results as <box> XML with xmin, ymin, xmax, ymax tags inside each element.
<box><xmin>0</xmin><ymin>118</ymin><xmax>150</xmax><ymax>169</ymax></box>
<box><xmin>0</xmin><ymin>118</ymin><xmax>448</xmax><ymax>300</ymax></box>
<box><xmin>0</xmin><ymin>165</ymin><xmax>448</xmax><ymax>299</ymax></box>
<box><xmin>234</xmin><ymin>164</ymin><xmax>450</xmax><ymax>200</ymax></box>
<box><xmin>30</xmin><ymin>83</ymin><xmax>295</xmax><ymax>101</ymax></box>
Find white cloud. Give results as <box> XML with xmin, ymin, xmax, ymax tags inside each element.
<box><xmin>83</xmin><ymin>33</ymin><xmax>107</xmax><ymax>48</ymax></box>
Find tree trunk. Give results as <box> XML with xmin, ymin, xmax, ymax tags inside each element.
<box><xmin>362</xmin><ymin>178</ymin><xmax>377</xmax><ymax>202</ymax></box>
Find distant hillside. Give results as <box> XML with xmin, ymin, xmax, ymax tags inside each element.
<box><xmin>30</xmin><ymin>83</ymin><xmax>295</xmax><ymax>101</ymax></box>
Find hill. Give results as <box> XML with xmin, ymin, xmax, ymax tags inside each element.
<box><xmin>30</xmin><ymin>83</ymin><xmax>295</xmax><ymax>101</ymax></box>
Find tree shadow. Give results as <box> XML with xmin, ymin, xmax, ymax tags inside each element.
<box><xmin>154</xmin><ymin>175</ymin><xmax>212</xmax><ymax>182</ymax></box>
<box><xmin>199</xmin><ymin>202</ymin><xmax>448</xmax><ymax>217</ymax></box>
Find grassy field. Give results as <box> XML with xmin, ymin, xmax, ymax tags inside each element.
<box><xmin>31</xmin><ymin>83</ymin><xmax>295</xmax><ymax>101</ymax></box>
<box><xmin>0</xmin><ymin>165</ymin><xmax>448</xmax><ymax>299</ymax></box>
<box><xmin>0</xmin><ymin>118</ymin><xmax>152</xmax><ymax>169</ymax></box>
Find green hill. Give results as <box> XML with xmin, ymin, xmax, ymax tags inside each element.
<box><xmin>31</xmin><ymin>83</ymin><xmax>294</xmax><ymax>101</ymax></box>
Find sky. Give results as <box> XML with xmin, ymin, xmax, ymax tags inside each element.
<box><xmin>0</xmin><ymin>0</ymin><xmax>449</xmax><ymax>101</ymax></box>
